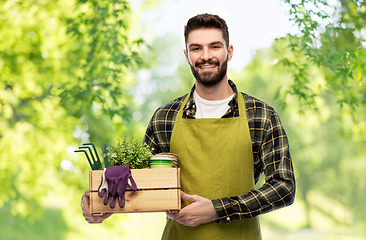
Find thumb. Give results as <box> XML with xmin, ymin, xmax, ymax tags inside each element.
<box><xmin>84</xmin><ymin>189</ymin><xmax>90</xmax><ymax>204</ymax></box>
<box><xmin>81</xmin><ymin>189</ymin><xmax>91</xmax><ymax>215</ymax></box>
<box><xmin>180</xmin><ymin>191</ymin><xmax>199</xmax><ymax>203</ymax></box>
<box><xmin>85</xmin><ymin>189</ymin><xmax>90</xmax><ymax>197</ymax></box>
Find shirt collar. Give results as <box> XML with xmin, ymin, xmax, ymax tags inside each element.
<box><xmin>183</xmin><ymin>80</ymin><xmax>238</xmax><ymax>118</ymax></box>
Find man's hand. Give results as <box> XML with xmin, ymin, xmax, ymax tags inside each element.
<box><xmin>81</xmin><ymin>189</ymin><xmax>113</xmax><ymax>224</ymax></box>
<box><xmin>166</xmin><ymin>191</ymin><xmax>218</xmax><ymax>227</ymax></box>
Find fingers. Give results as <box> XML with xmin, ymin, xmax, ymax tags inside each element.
<box><xmin>166</xmin><ymin>191</ymin><xmax>218</xmax><ymax>227</ymax></box>
<box><xmin>166</xmin><ymin>210</ymin><xmax>180</xmax><ymax>224</ymax></box>
<box><xmin>81</xmin><ymin>189</ymin><xmax>92</xmax><ymax>221</ymax></box>
<box><xmin>166</xmin><ymin>209</ymin><xmax>199</xmax><ymax>227</ymax></box>
<box><xmin>84</xmin><ymin>212</ymin><xmax>113</xmax><ymax>224</ymax></box>
<box><xmin>81</xmin><ymin>189</ymin><xmax>113</xmax><ymax>224</ymax></box>
<box><xmin>180</xmin><ymin>191</ymin><xmax>198</xmax><ymax>202</ymax></box>
<box><xmin>81</xmin><ymin>189</ymin><xmax>90</xmax><ymax>212</ymax></box>
<box><xmin>84</xmin><ymin>189</ymin><xmax>90</xmax><ymax>197</ymax></box>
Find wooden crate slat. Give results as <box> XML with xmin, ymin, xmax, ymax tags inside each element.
<box><xmin>90</xmin><ymin>168</ymin><xmax>179</xmax><ymax>191</ymax></box>
<box><xmin>90</xmin><ymin>189</ymin><xmax>180</xmax><ymax>213</ymax></box>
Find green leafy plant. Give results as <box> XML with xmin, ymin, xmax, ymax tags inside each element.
<box><xmin>106</xmin><ymin>137</ymin><xmax>153</xmax><ymax>169</ymax></box>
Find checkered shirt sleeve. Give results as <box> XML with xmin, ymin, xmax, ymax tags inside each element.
<box><xmin>212</xmin><ymin>94</ymin><xmax>295</xmax><ymax>224</ymax></box>
<box><xmin>144</xmin><ymin>95</ymin><xmax>186</xmax><ymax>153</ymax></box>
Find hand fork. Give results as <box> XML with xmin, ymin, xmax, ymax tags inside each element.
<box><xmin>74</xmin><ymin>143</ymin><xmax>103</xmax><ymax>170</ymax></box>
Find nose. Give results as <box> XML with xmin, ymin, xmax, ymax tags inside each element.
<box><xmin>201</xmin><ymin>47</ymin><xmax>212</xmax><ymax>61</ymax></box>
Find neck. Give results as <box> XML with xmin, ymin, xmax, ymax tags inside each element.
<box><xmin>195</xmin><ymin>76</ymin><xmax>233</xmax><ymax>101</ymax></box>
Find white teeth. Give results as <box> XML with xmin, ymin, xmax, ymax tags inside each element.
<box><xmin>200</xmin><ymin>65</ymin><xmax>216</xmax><ymax>69</ymax></box>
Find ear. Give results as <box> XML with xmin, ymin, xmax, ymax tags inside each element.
<box><xmin>227</xmin><ymin>44</ymin><xmax>233</xmax><ymax>62</ymax></box>
<box><xmin>183</xmin><ymin>49</ymin><xmax>190</xmax><ymax>64</ymax></box>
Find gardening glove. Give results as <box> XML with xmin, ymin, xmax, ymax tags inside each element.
<box><xmin>97</xmin><ymin>168</ymin><xmax>109</xmax><ymax>205</ymax></box>
<box><xmin>116</xmin><ymin>166</ymin><xmax>137</xmax><ymax>208</ymax></box>
<box><xmin>98</xmin><ymin>165</ymin><xmax>137</xmax><ymax>209</ymax></box>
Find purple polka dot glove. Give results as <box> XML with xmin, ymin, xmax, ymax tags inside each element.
<box><xmin>98</xmin><ymin>165</ymin><xmax>137</xmax><ymax>209</ymax></box>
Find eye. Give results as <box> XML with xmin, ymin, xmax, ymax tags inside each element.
<box><xmin>191</xmin><ymin>47</ymin><xmax>200</xmax><ymax>51</ymax></box>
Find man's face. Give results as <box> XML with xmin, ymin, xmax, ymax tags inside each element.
<box><xmin>184</xmin><ymin>28</ymin><xmax>233</xmax><ymax>86</ymax></box>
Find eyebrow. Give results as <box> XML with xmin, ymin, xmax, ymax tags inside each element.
<box><xmin>209</xmin><ymin>41</ymin><xmax>224</xmax><ymax>46</ymax></box>
<box><xmin>188</xmin><ymin>41</ymin><xmax>225</xmax><ymax>48</ymax></box>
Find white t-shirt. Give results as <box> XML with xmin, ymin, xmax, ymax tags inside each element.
<box><xmin>193</xmin><ymin>90</ymin><xmax>235</xmax><ymax>119</ymax></box>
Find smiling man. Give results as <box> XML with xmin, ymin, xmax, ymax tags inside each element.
<box><xmin>81</xmin><ymin>13</ymin><xmax>295</xmax><ymax>240</ymax></box>
<box><xmin>143</xmin><ymin>14</ymin><xmax>296</xmax><ymax>240</ymax></box>
<box><xmin>185</xmin><ymin>29</ymin><xmax>232</xmax><ymax>88</ymax></box>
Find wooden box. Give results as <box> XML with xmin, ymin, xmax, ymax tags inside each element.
<box><xmin>89</xmin><ymin>168</ymin><xmax>181</xmax><ymax>214</ymax></box>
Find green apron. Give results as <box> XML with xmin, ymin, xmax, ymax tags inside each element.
<box><xmin>162</xmin><ymin>93</ymin><xmax>261</xmax><ymax>240</ymax></box>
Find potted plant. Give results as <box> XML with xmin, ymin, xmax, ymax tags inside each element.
<box><xmin>105</xmin><ymin>137</ymin><xmax>178</xmax><ymax>169</ymax></box>
<box><xmin>105</xmin><ymin>137</ymin><xmax>153</xmax><ymax>169</ymax></box>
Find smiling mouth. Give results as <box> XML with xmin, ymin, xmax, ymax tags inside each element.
<box><xmin>199</xmin><ymin>65</ymin><xmax>216</xmax><ymax>69</ymax></box>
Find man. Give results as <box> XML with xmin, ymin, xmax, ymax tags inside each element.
<box><xmin>81</xmin><ymin>13</ymin><xmax>295</xmax><ymax>240</ymax></box>
<box><xmin>144</xmin><ymin>13</ymin><xmax>295</xmax><ymax>239</ymax></box>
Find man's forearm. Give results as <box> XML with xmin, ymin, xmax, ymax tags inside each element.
<box><xmin>212</xmin><ymin>177</ymin><xmax>295</xmax><ymax>224</ymax></box>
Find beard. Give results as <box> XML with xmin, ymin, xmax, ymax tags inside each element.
<box><xmin>190</xmin><ymin>57</ymin><xmax>228</xmax><ymax>86</ymax></box>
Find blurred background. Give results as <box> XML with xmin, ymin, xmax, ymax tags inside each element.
<box><xmin>1</xmin><ymin>0</ymin><xmax>366</xmax><ymax>239</ymax></box>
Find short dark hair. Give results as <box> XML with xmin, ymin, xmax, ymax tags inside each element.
<box><xmin>184</xmin><ymin>13</ymin><xmax>230</xmax><ymax>48</ymax></box>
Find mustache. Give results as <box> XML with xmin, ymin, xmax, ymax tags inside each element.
<box><xmin>195</xmin><ymin>59</ymin><xmax>220</xmax><ymax>68</ymax></box>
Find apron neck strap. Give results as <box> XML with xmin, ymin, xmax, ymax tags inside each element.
<box><xmin>178</xmin><ymin>92</ymin><xmax>246</xmax><ymax>119</ymax></box>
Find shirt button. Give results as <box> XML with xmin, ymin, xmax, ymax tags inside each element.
<box><xmin>226</xmin><ymin>217</ymin><xmax>230</xmax><ymax>221</ymax></box>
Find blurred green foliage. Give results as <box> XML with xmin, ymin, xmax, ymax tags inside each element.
<box><xmin>273</xmin><ymin>2</ymin><xmax>366</xmax><ymax>232</ymax></box>
<box><xmin>231</xmin><ymin>39</ymin><xmax>366</xmax><ymax>233</ymax></box>
<box><xmin>1</xmin><ymin>0</ymin><xmax>366</xmax><ymax>239</ymax></box>
<box><xmin>0</xmin><ymin>0</ymin><xmax>151</xmax><ymax>235</ymax></box>
<box><xmin>0</xmin><ymin>202</ymin><xmax>68</xmax><ymax>240</ymax></box>
<box><xmin>280</xmin><ymin>0</ymin><xmax>366</xmax><ymax>110</ymax></box>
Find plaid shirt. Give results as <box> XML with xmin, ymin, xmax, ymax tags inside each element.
<box><xmin>144</xmin><ymin>80</ymin><xmax>295</xmax><ymax>224</ymax></box>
